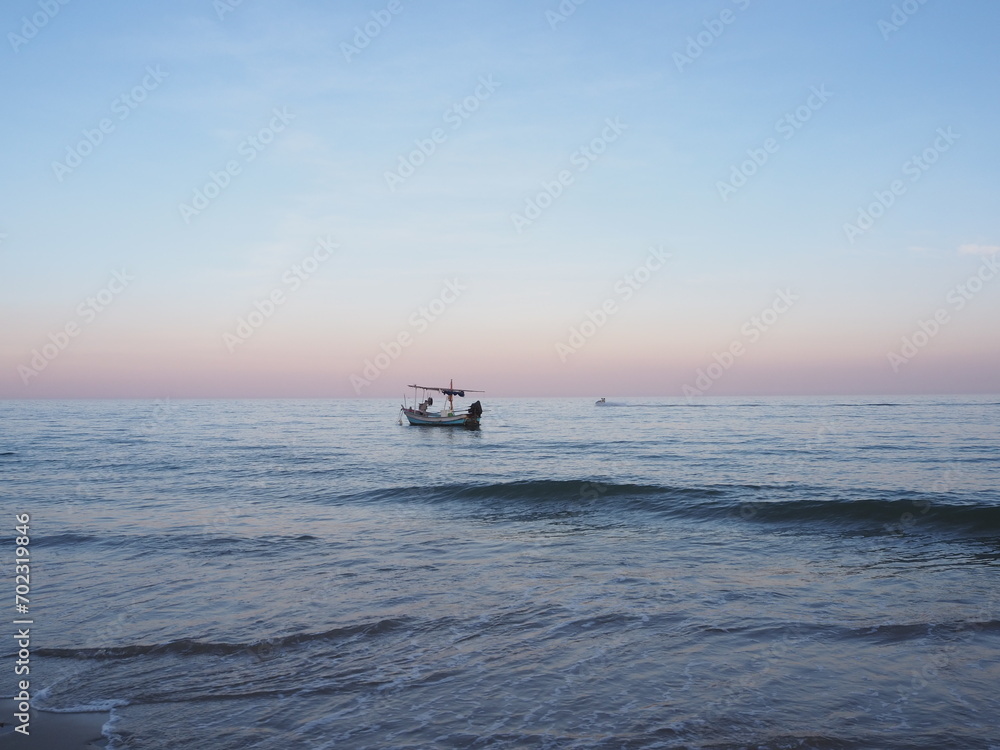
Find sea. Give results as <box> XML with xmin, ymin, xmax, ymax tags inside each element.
<box><xmin>1</xmin><ymin>396</ymin><xmax>999</xmax><ymax>749</ymax></box>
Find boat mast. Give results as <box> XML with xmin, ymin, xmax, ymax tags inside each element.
<box><xmin>448</xmin><ymin>378</ymin><xmax>454</xmax><ymax>413</ymax></box>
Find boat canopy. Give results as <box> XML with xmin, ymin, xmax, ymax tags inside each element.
<box><xmin>408</xmin><ymin>384</ymin><xmax>484</xmax><ymax>397</ymax></box>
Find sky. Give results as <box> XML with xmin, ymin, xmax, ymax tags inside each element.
<box><xmin>2</xmin><ymin>0</ymin><xmax>998</xmax><ymax>398</ymax></box>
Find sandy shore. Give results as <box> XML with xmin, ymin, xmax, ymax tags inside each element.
<box><xmin>0</xmin><ymin>710</ymin><xmax>109</xmax><ymax>749</ymax></box>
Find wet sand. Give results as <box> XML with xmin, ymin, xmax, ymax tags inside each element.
<box><xmin>0</xmin><ymin>710</ymin><xmax>108</xmax><ymax>749</ymax></box>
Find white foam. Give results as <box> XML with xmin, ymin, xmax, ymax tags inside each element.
<box><xmin>38</xmin><ymin>698</ymin><xmax>129</xmax><ymax>713</ymax></box>
<box><xmin>102</xmin><ymin>707</ymin><xmax>123</xmax><ymax>748</ymax></box>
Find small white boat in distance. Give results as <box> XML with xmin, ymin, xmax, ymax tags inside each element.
<box><xmin>400</xmin><ymin>380</ymin><xmax>484</xmax><ymax>428</ymax></box>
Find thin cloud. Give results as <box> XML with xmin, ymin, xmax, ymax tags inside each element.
<box><xmin>958</xmin><ymin>244</ymin><xmax>1000</xmax><ymax>256</ymax></box>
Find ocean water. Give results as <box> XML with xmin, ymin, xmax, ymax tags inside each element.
<box><xmin>2</xmin><ymin>396</ymin><xmax>999</xmax><ymax>749</ymax></box>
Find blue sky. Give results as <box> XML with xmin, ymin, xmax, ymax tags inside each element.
<box><xmin>2</xmin><ymin>0</ymin><xmax>998</xmax><ymax>397</ymax></box>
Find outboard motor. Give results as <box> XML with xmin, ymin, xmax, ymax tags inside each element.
<box><xmin>464</xmin><ymin>400</ymin><xmax>483</xmax><ymax>428</ymax></box>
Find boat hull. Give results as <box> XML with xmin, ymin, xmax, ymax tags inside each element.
<box><xmin>402</xmin><ymin>408</ymin><xmax>479</xmax><ymax>427</ymax></box>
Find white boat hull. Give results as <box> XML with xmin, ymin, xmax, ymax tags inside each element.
<box><xmin>401</xmin><ymin>408</ymin><xmax>479</xmax><ymax>427</ymax></box>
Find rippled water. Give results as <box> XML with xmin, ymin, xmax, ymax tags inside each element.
<box><xmin>2</xmin><ymin>397</ymin><xmax>999</xmax><ymax>749</ymax></box>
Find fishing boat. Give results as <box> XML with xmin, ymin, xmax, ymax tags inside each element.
<box><xmin>400</xmin><ymin>381</ymin><xmax>484</xmax><ymax>428</ymax></box>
